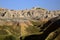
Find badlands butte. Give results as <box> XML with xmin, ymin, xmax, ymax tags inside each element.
<box><xmin>0</xmin><ymin>7</ymin><xmax>60</xmax><ymax>40</ymax></box>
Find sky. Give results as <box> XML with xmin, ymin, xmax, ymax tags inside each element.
<box><xmin>0</xmin><ymin>0</ymin><xmax>60</xmax><ymax>10</ymax></box>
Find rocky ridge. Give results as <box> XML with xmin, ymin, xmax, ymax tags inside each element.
<box><xmin>0</xmin><ymin>7</ymin><xmax>60</xmax><ymax>20</ymax></box>
<box><xmin>0</xmin><ymin>7</ymin><xmax>60</xmax><ymax>40</ymax></box>
<box><xmin>0</xmin><ymin>8</ymin><xmax>60</xmax><ymax>25</ymax></box>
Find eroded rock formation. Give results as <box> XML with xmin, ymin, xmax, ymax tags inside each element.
<box><xmin>0</xmin><ymin>7</ymin><xmax>60</xmax><ymax>40</ymax></box>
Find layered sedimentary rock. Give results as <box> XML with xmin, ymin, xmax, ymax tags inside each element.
<box><xmin>0</xmin><ymin>7</ymin><xmax>60</xmax><ymax>40</ymax></box>
<box><xmin>0</xmin><ymin>7</ymin><xmax>60</xmax><ymax>20</ymax></box>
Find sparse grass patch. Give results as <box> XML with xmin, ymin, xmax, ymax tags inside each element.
<box><xmin>26</xmin><ymin>25</ymin><xmax>40</xmax><ymax>34</ymax></box>
<box><xmin>0</xmin><ymin>30</ymin><xmax>8</xmax><ymax>35</ymax></box>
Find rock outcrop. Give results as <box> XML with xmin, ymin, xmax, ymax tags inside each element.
<box><xmin>0</xmin><ymin>7</ymin><xmax>60</xmax><ymax>40</ymax></box>
<box><xmin>0</xmin><ymin>7</ymin><xmax>60</xmax><ymax>20</ymax></box>
<box><xmin>21</xmin><ymin>16</ymin><xmax>60</xmax><ymax>40</ymax></box>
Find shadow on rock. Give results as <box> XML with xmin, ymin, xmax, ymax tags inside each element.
<box><xmin>20</xmin><ymin>16</ymin><xmax>60</xmax><ymax>40</ymax></box>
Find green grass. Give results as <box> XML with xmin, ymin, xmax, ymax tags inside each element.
<box><xmin>0</xmin><ymin>25</ymin><xmax>21</xmax><ymax>40</ymax></box>
<box><xmin>0</xmin><ymin>25</ymin><xmax>21</xmax><ymax>37</ymax></box>
<box><xmin>0</xmin><ymin>35</ymin><xmax>18</xmax><ymax>40</ymax></box>
<box><xmin>26</xmin><ymin>25</ymin><xmax>40</xmax><ymax>34</ymax></box>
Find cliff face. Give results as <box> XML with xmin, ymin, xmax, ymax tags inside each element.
<box><xmin>0</xmin><ymin>7</ymin><xmax>60</xmax><ymax>40</ymax></box>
